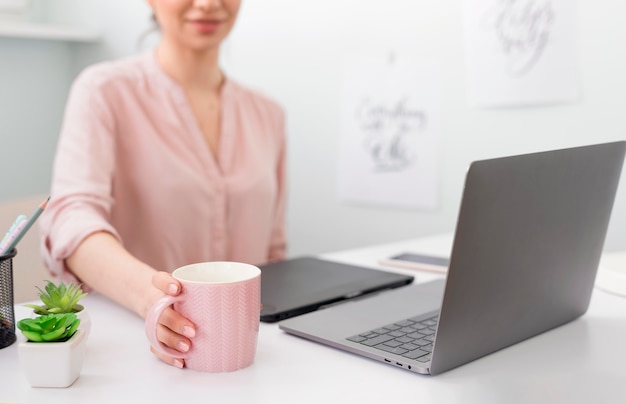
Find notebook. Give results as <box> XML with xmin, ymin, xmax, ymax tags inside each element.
<box><xmin>279</xmin><ymin>141</ymin><xmax>626</xmax><ymax>375</ymax></box>
<box><xmin>259</xmin><ymin>256</ymin><xmax>414</xmax><ymax>323</ymax></box>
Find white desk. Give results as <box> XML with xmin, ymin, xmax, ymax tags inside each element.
<box><xmin>2</xmin><ymin>234</ymin><xmax>626</xmax><ymax>403</ymax></box>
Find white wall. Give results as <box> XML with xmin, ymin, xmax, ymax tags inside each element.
<box><xmin>225</xmin><ymin>0</ymin><xmax>626</xmax><ymax>255</ymax></box>
<box><xmin>0</xmin><ymin>37</ymin><xmax>72</xmax><ymax>200</ymax></box>
<box><xmin>2</xmin><ymin>0</ymin><xmax>625</xmax><ymax>259</ymax></box>
<box><xmin>44</xmin><ymin>0</ymin><xmax>155</xmax><ymax>68</ymax></box>
<box><xmin>0</xmin><ymin>1</ymin><xmax>151</xmax><ymax>206</ymax></box>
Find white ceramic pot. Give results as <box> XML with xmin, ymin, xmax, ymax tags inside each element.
<box><xmin>18</xmin><ymin>327</ymin><xmax>88</xmax><ymax>388</ymax></box>
<box><xmin>76</xmin><ymin>308</ymin><xmax>91</xmax><ymax>337</ymax></box>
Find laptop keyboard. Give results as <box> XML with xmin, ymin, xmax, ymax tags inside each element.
<box><xmin>347</xmin><ymin>315</ymin><xmax>438</xmax><ymax>363</ymax></box>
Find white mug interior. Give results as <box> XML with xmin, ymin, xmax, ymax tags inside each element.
<box><xmin>172</xmin><ymin>262</ymin><xmax>260</xmax><ymax>284</ymax></box>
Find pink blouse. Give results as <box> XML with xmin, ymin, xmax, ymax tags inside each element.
<box><xmin>39</xmin><ymin>51</ymin><xmax>287</xmax><ymax>282</ymax></box>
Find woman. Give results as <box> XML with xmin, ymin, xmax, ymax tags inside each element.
<box><xmin>39</xmin><ymin>0</ymin><xmax>287</xmax><ymax>369</ymax></box>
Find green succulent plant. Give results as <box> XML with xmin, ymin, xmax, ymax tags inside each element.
<box><xmin>25</xmin><ymin>280</ymin><xmax>88</xmax><ymax>315</ymax></box>
<box><xmin>17</xmin><ymin>313</ymin><xmax>80</xmax><ymax>342</ymax></box>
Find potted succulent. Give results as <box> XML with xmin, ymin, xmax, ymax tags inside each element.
<box><xmin>18</xmin><ymin>313</ymin><xmax>80</xmax><ymax>342</ymax></box>
<box><xmin>16</xmin><ymin>281</ymin><xmax>89</xmax><ymax>388</ymax></box>
<box><xmin>25</xmin><ymin>280</ymin><xmax>90</xmax><ymax>335</ymax></box>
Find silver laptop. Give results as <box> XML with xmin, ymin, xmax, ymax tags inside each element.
<box><xmin>279</xmin><ymin>141</ymin><xmax>626</xmax><ymax>375</ymax></box>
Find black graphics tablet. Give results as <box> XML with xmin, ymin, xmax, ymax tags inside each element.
<box><xmin>260</xmin><ymin>256</ymin><xmax>414</xmax><ymax>323</ymax></box>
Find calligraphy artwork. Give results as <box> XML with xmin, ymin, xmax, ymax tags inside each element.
<box><xmin>464</xmin><ymin>0</ymin><xmax>580</xmax><ymax>107</ymax></box>
<box><xmin>337</xmin><ymin>56</ymin><xmax>440</xmax><ymax>209</ymax></box>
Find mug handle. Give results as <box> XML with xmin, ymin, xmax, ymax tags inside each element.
<box><xmin>144</xmin><ymin>295</ymin><xmax>187</xmax><ymax>359</ymax></box>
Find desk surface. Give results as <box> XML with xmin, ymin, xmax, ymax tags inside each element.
<box><xmin>2</xmin><ymin>234</ymin><xmax>626</xmax><ymax>403</ymax></box>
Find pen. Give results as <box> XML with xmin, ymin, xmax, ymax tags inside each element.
<box><xmin>0</xmin><ymin>217</ymin><xmax>28</xmax><ymax>254</ymax></box>
<box><xmin>0</xmin><ymin>214</ymin><xmax>27</xmax><ymax>249</ymax></box>
<box><xmin>0</xmin><ymin>196</ymin><xmax>50</xmax><ymax>255</ymax></box>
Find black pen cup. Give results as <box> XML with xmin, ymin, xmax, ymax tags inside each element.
<box><xmin>0</xmin><ymin>248</ymin><xmax>17</xmax><ymax>349</ymax></box>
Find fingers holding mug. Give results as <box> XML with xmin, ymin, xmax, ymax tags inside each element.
<box><xmin>145</xmin><ymin>261</ymin><xmax>261</xmax><ymax>373</ymax></box>
<box><xmin>146</xmin><ymin>305</ymin><xmax>194</xmax><ymax>368</ymax></box>
<box><xmin>159</xmin><ymin>305</ymin><xmax>196</xmax><ymax>344</ymax></box>
<box><xmin>152</xmin><ymin>271</ymin><xmax>182</xmax><ymax>296</ymax></box>
<box><xmin>150</xmin><ymin>345</ymin><xmax>185</xmax><ymax>369</ymax></box>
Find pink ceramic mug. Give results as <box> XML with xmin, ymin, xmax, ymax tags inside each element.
<box><xmin>145</xmin><ymin>262</ymin><xmax>261</xmax><ymax>372</ymax></box>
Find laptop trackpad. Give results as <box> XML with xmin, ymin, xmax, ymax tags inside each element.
<box><xmin>279</xmin><ymin>279</ymin><xmax>446</xmax><ymax>341</ymax></box>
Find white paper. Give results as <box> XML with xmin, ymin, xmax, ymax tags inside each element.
<box><xmin>337</xmin><ymin>55</ymin><xmax>440</xmax><ymax>209</ymax></box>
<box><xmin>464</xmin><ymin>0</ymin><xmax>580</xmax><ymax>107</ymax></box>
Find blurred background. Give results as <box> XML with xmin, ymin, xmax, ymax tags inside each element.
<box><xmin>1</xmin><ymin>0</ymin><xmax>625</xmax><ymax>270</ymax></box>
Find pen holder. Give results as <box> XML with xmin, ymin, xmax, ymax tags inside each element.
<box><xmin>0</xmin><ymin>248</ymin><xmax>17</xmax><ymax>349</ymax></box>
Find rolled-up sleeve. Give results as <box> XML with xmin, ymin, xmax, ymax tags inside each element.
<box><xmin>39</xmin><ymin>68</ymin><xmax>122</xmax><ymax>281</ymax></box>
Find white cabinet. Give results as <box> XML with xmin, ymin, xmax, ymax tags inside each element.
<box><xmin>0</xmin><ymin>21</ymin><xmax>99</xmax><ymax>42</ymax></box>
<box><xmin>0</xmin><ymin>0</ymin><xmax>99</xmax><ymax>43</ymax></box>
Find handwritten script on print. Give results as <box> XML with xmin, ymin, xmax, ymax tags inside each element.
<box><xmin>337</xmin><ymin>56</ymin><xmax>440</xmax><ymax>209</ymax></box>
<box><xmin>464</xmin><ymin>0</ymin><xmax>580</xmax><ymax>107</ymax></box>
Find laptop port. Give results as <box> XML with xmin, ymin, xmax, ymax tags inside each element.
<box><xmin>384</xmin><ymin>358</ymin><xmax>391</xmax><ymax>363</ymax></box>
<box><xmin>396</xmin><ymin>362</ymin><xmax>403</xmax><ymax>367</ymax></box>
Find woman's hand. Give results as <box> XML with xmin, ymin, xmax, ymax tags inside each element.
<box><xmin>149</xmin><ymin>271</ymin><xmax>197</xmax><ymax>369</ymax></box>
